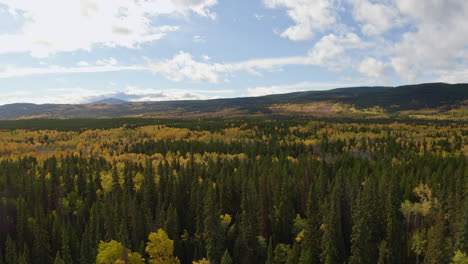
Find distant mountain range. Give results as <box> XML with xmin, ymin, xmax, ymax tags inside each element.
<box><xmin>93</xmin><ymin>98</ymin><xmax>129</xmax><ymax>104</ymax></box>
<box><xmin>0</xmin><ymin>83</ymin><xmax>466</xmax><ymax>120</ymax></box>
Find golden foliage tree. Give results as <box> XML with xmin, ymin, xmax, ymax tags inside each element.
<box><xmin>146</xmin><ymin>229</ymin><xmax>180</xmax><ymax>264</ymax></box>
<box><xmin>96</xmin><ymin>240</ymin><xmax>144</xmax><ymax>264</ymax></box>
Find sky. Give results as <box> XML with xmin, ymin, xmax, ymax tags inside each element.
<box><xmin>0</xmin><ymin>0</ymin><xmax>467</xmax><ymax>105</ymax></box>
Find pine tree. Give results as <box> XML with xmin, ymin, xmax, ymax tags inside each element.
<box><xmin>349</xmin><ymin>180</ymin><xmax>379</xmax><ymax>264</ymax></box>
<box><xmin>220</xmin><ymin>249</ymin><xmax>233</xmax><ymax>264</ymax></box>
<box><xmin>298</xmin><ymin>249</ymin><xmax>314</xmax><ymax>264</ymax></box>
<box><xmin>204</xmin><ymin>181</ymin><xmax>224</xmax><ymax>264</ymax></box>
<box><xmin>321</xmin><ymin>190</ymin><xmax>345</xmax><ymax>264</ymax></box>
<box><xmin>425</xmin><ymin>214</ymin><xmax>448</xmax><ymax>264</ymax></box>
<box><xmin>79</xmin><ymin>225</ymin><xmax>92</xmax><ymax>264</ymax></box>
<box><xmin>455</xmin><ymin>178</ymin><xmax>468</xmax><ymax>253</ymax></box>
<box><xmin>266</xmin><ymin>237</ymin><xmax>274</xmax><ymax>264</ymax></box>
<box><xmin>0</xmin><ymin>248</ymin><xmax>4</xmax><ymax>264</ymax></box>
<box><xmin>54</xmin><ymin>252</ymin><xmax>65</xmax><ymax>264</ymax></box>
<box><xmin>5</xmin><ymin>235</ymin><xmax>17</xmax><ymax>264</ymax></box>
<box><xmin>385</xmin><ymin>174</ymin><xmax>405</xmax><ymax>264</ymax></box>
<box><xmin>16</xmin><ymin>197</ymin><xmax>27</xmax><ymax>247</ymax></box>
<box><xmin>32</xmin><ymin>214</ymin><xmax>52</xmax><ymax>264</ymax></box>
<box><xmin>302</xmin><ymin>186</ymin><xmax>321</xmax><ymax>264</ymax></box>
<box><xmin>239</xmin><ymin>177</ymin><xmax>259</xmax><ymax>264</ymax></box>
<box><xmin>142</xmin><ymin>159</ymin><xmax>157</xmax><ymax>223</ymax></box>
<box><xmin>18</xmin><ymin>253</ymin><xmax>27</xmax><ymax>264</ymax></box>
<box><xmin>61</xmin><ymin>228</ymin><xmax>73</xmax><ymax>264</ymax></box>
<box><xmin>111</xmin><ymin>160</ymin><xmax>121</xmax><ymax>199</ymax></box>
<box><xmin>22</xmin><ymin>243</ymin><xmax>31</xmax><ymax>264</ymax></box>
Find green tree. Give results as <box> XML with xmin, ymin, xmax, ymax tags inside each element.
<box><xmin>54</xmin><ymin>252</ymin><xmax>65</xmax><ymax>264</ymax></box>
<box><xmin>220</xmin><ymin>249</ymin><xmax>233</xmax><ymax>264</ymax></box>
<box><xmin>349</xmin><ymin>179</ymin><xmax>379</xmax><ymax>264</ymax></box>
<box><xmin>266</xmin><ymin>237</ymin><xmax>274</xmax><ymax>264</ymax></box>
<box><xmin>204</xmin><ymin>183</ymin><xmax>224</xmax><ymax>264</ymax></box>
<box><xmin>5</xmin><ymin>235</ymin><xmax>17</xmax><ymax>264</ymax></box>
<box><xmin>425</xmin><ymin>214</ymin><xmax>449</xmax><ymax>264</ymax></box>
<box><xmin>385</xmin><ymin>174</ymin><xmax>405</xmax><ymax>264</ymax></box>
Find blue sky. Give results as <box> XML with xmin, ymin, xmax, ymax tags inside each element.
<box><xmin>0</xmin><ymin>0</ymin><xmax>467</xmax><ymax>105</ymax></box>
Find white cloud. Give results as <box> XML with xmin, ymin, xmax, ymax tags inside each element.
<box><xmin>96</xmin><ymin>57</ymin><xmax>118</xmax><ymax>66</ymax></box>
<box><xmin>146</xmin><ymin>51</ymin><xmax>221</xmax><ymax>83</ymax></box>
<box><xmin>389</xmin><ymin>0</ymin><xmax>468</xmax><ymax>81</ymax></box>
<box><xmin>358</xmin><ymin>57</ymin><xmax>387</xmax><ymax>79</ymax></box>
<box><xmin>193</xmin><ymin>35</ymin><xmax>205</xmax><ymax>43</ymax></box>
<box><xmin>262</xmin><ymin>0</ymin><xmax>468</xmax><ymax>83</ymax></box>
<box><xmin>350</xmin><ymin>0</ymin><xmax>402</xmax><ymax>36</ymax></box>
<box><xmin>76</xmin><ymin>61</ymin><xmax>89</xmax><ymax>67</ymax></box>
<box><xmin>434</xmin><ymin>68</ymin><xmax>468</xmax><ymax>84</ymax></box>
<box><xmin>0</xmin><ymin>33</ymin><xmax>366</xmax><ymax>82</ymax></box>
<box><xmin>0</xmin><ymin>63</ymin><xmax>146</xmax><ymax>78</ymax></box>
<box><xmin>0</xmin><ymin>0</ymin><xmax>217</xmax><ymax>57</ymax></box>
<box><xmin>254</xmin><ymin>13</ymin><xmax>264</xmax><ymax>21</ymax></box>
<box><xmin>264</xmin><ymin>0</ymin><xmax>339</xmax><ymax>41</ymax></box>
<box><xmin>308</xmin><ymin>33</ymin><xmax>364</xmax><ymax>70</ymax></box>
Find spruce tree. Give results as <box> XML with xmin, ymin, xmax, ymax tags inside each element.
<box><xmin>220</xmin><ymin>249</ymin><xmax>233</xmax><ymax>264</ymax></box>
<box><xmin>204</xmin><ymin>182</ymin><xmax>224</xmax><ymax>264</ymax></box>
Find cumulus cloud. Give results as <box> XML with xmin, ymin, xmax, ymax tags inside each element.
<box><xmin>0</xmin><ymin>32</ymin><xmax>366</xmax><ymax>82</ymax></box>
<box><xmin>434</xmin><ymin>68</ymin><xmax>468</xmax><ymax>84</ymax></box>
<box><xmin>308</xmin><ymin>33</ymin><xmax>365</xmax><ymax>70</ymax></box>
<box><xmin>0</xmin><ymin>0</ymin><xmax>217</xmax><ymax>57</ymax></box>
<box><xmin>263</xmin><ymin>0</ymin><xmax>468</xmax><ymax>82</ymax></box>
<box><xmin>146</xmin><ymin>51</ymin><xmax>222</xmax><ymax>83</ymax></box>
<box><xmin>389</xmin><ymin>0</ymin><xmax>468</xmax><ymax>81</ymax></box>
<box><xmin>358</xmin><ymin>57</ymin><xmax>387</xmax><ymax>79</ymax></box>
<box><xmin>264</xmin><ymin>0</ymin><xmax>339</xmax><ymax>41</ymax></box>
<box><xmin>350</xmin><ymin>0</ymin><xmax>403</xmax><ymax>36</ymax></box>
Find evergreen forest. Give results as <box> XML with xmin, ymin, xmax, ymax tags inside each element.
<box><xmin>0</xmin><ymin>118</ymin><xmax>467</xmax><ymax>264</ymax></box>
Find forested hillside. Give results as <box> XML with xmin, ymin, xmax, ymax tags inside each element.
<box><xmin>0</xmin><ymin>83</ymin><xmax>466</xmax><ymax>120</ymax></box>
<box><xmin>0</xmin><ymin>118</ymin><xmax>467</xmax><ymax>263</ymax></box>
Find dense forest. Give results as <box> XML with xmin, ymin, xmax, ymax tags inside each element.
<box><xmin>0</xmin><ymin>118</ymin><xmax>467</xmax><ymax>263</ymax></box>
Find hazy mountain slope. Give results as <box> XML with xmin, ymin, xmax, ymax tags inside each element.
<box><xmin>0</xmin><ymin>83</ymin><xmax>466</xmax><ymax>120</ymax></box>
<box><xmin>93</xmin><ymin>98</ymin><xmax>129</xmax><ymax>103</ymax></box>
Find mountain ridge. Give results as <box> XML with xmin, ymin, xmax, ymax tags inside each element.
<box><xmin>93</xmin><ymin>98</ymin><xmax>129</xmax><ymax>104</ymax></box>
<box><xmin>0</xmin><ymin>83</ymin><xmax>466</xmax><ymax>120</ymax></box>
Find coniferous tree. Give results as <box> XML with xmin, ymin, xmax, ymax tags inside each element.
<box><xmin>54</xmin><ymin>252</ymin><xmax>65</xmax><ymax>264</ymax></box>
<box><xmin>385</xmin><ymin>173</ymin><xmax>405</xmax><ymax>264</ymax></box>
<box><xmin>302</xmin><ymin>185</ymin><xmax>321</xmax><ymax>263</ymax></box>
<box><xmin>220</xmin><ymin>249</ymin><xmax>232</xmax><ymax>264</ymax></box>
<box><xmin>349</xmin><ymin>179</ymin><xmax>379</xmax><ymax>264</ymax></box>
<box><xmin>0</xmin><ymin>247</ymin><xmax>4</xmax><ymax>264</ymax></box>
<box><xmin>61</xmin><ymin>228</ymin><xmax>73</xmax><ymax>264</ymax></box>
<box><xmin>266</xmin><ymin>237</ymin><xmax>274</xmax><ymax>264</ymax></box>
<box><xmin>5</xmin><ymin>235</ymin><xmax>17</xmax><ymax>264</ymax></box>
<box><xmin>425</xmin><ymin>214</ymin><xmax>449</xmax><ymax>264</ymax></box>
<box><xmin>204</xmin><ymin>182</ymin><xmax>224</xmax><ymax>264</ymax></box>
<box><xmin>79</xmin><ymin>225</ymin><xmax>92</xmax><ymax>264</ymax></box>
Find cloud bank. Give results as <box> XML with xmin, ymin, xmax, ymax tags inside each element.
<box><xmin>0</xmin><ymin>0</ymin><xmax>217</xmax><ymax>57</ymax></box>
